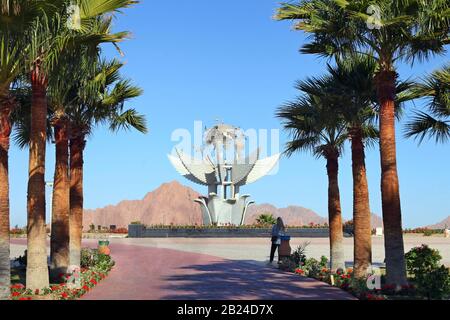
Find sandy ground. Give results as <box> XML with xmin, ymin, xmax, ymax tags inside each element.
<box><xmin>10</xmin><ymin>235</ymin><xmax>450</xmax><ymax>266</ymax></box>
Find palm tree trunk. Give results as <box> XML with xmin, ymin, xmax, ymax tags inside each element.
<box><xmin>326</xmin><ymin>155</ymin><xmax>345</xmax><ymax>271</ymax></box>
<box><xmin>69</xmin><ymin>134</ymin><xmax>85</xmax><ymax>270</ymax></box>
<box><xmin>376</xmin><ymin>70</ymin><xmax>407</xmax><ymax>286</ymax></box>
<box><xmin>350</xmin><ymin>126</ymin><xmax>372</xmax><ymax>279</ymax></box>
<box><xmin>50</xmin><ymin>117</ymin><xmax>70</xmax><ymax>278</ymax></box>
<box><xmin>26</xmin><ymin>63</ymin><xmax>50</xmax><ymax>290</ymax></box>
<box><xmin>0</xmin><ymin>99</ymin><xmax>13</xmax><ymax>300</ymax></box>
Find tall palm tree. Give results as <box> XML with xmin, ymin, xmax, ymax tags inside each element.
<box><xmin>318</xmin><ymin>56</ymin><xmax>378</xmax><ymax>278</ymax></box>
<box><xmin>68</xmin><ymin>58</ymin><xmax>147</xmax><ymax>271</ymax></box>
<box><xmin>47</xmin><ymin>14</ymin><xmax>129</xmax><ymax>279</ymax></box>
<box><xmin>0</xmin><ymin>0</ymin><xmax>48</xmax><ymax>300</ymax></box>
<box><xmin>25</xmin><ymin>0</ymin><xmax>138</xmax><ymax>290</ymax></box>
<box><xmin>275</xmin><ymin>0</ymin><xmax>449</xmax><ymax>286</ymax></box>
<box><xmin>277</xmin><ymin>79</ymin><xmax>347</xmax><ymax>271</ymax></box>
<box><xmin>405</xmin><ymin>65</ymin><xmax>449</xmax><ymax>144</ymax></box>
<box><xmin>47</xmin><ymin>52</ymin><xmax>79</xmax><ymax>279</ymax></box>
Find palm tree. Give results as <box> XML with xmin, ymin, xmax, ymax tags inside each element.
<box><xmin>67</xmin><ymin>58</ymin><xmax>147</xmax><ymax>271</ymax></box>
<box><xmin>405</xmin><ymin>65</ymin><xmax>449</xmax><ymax>144</ymax></box>
<box><xmin>275</xmin><ymin>0</ymin><xmax>449</xmax><ymax>286</ymax></box>
<box><xmin>25</xmin><ymin>0</ymin><xmax>138</xmax><ymax>290</ymax></box>
<box><xmin>277</xmin><ymin>78</ymin><xmax>347</xmax><ymax>271</ymax></box>
<box><xmin>256</xmin><ymin>213</ymin><xmax>277</xmax><ymax>226</ymax></box>
<box><xmin>47</xmin><ymin>53</ymin><xmax>78</xmax><ymax>279</ymax></box>
<box><xmin>322</xmin><ymin>56</ymin><xmax>378</xmax><ymax>278</ymax></box>
<box><xmin>47</xmin><ymin>14</ymin><xmax>130</xmax><ymax>279</ymax></box>
<box><xmin>0</xmin><ymin>0</ymin><xmax>47</xmax><ymax>300</ymax></box>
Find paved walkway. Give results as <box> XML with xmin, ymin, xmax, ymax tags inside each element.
<box><xmin>114</xmin><ymin>236</ymin><xmax>450</xmax><ymax>266</ymax></box>
<box><xmin>10</xmin><ymin>239</ymin><xmax>354</xmax><ymax>300</ymax></box>
<box><xmin>80</xmin><ymin>242</ymin><xmax>354</xmax><ymax>300</ymax></box>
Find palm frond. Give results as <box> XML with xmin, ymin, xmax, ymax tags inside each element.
<box><xmin>108</xmin><ymin>108</ymin><xmax>147</xmax><ymax>133</ymax></box>
<box><xmin>404</xmin><ymin>111</ymin><xmax>450</xmax><ymax>144</ymax></box>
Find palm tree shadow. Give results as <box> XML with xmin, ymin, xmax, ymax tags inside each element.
<box><xmin>161</xmin><ymin>260</ymin><xmax>355</xmax><ymax>300</ymax></box>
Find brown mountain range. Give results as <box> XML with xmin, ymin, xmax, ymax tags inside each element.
<box><xmin>83</xmin><ymin>181</ymin><xmax>203</xmax><ymax>229</ymax></box>
<box><xmin>245</xmin><ymin>204</ymin><xmax>327</xmax><ymax>226</ymax></box>
<box><xmin>428</xmin><ymin>216</ymin><xmax>450</xmax><ymax>229</ymax></box>
<box><xmin>83</xmin><ymin>181</ymin><xmax>384</xmax><ymax>229</ymax></box>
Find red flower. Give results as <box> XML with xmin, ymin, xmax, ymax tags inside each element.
<box><xmin>34</xmin><ymin>289</ymin><xmax>40</xmax><ymax>295</ymax></box>
<box><xmin>82</xmin><ymin>285</ymin><xmax>90</xmax><ymax>291</ymax></box>
<box><xmin>295</xmin><ymin>268</ymin><xmax>305</xmax><ymax>275</ymax></box>
<box><xmin>19</xmin><ymin>297</ymin><xmax>32</xmax><ymax>301</ymax></box>
<box><xmin>90</xmin><ymin>279</ymin><xmax>97</xmax><ymax>285</ymax></box>
<box><xmin>12</xmin><ymin>291</ymin><xmax>21</xmax><ymax>297</ymax></box>
<box><xmin>11</xmin><ymin>284</ymin><xmax>25</xmax><ymax>290</ymax></box>
<box><xmin>61</xmin><ymin>292</ymin><xmax>69</xmax><ymax>299</ymax></box>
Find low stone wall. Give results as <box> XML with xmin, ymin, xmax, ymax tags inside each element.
<box><xmin>128</xmin><ymin>224</ymin><xmax>331</xmax><ymax>238</ymax></box>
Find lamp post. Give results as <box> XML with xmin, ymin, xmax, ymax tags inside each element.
<box><xmin>45</xmin><ymin>181</ymin><xmax>54</xmax><ymax>222</ymax></box>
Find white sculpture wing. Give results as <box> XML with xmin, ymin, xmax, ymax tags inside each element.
<box><xmin>168</xmin><ymin>150</ymin><xmax>217</xmax><ymax>186</ymax></box>
<box><xmin>231</xmin><ymin>149</ymin><xmax>260</xmax><ymax>185</ymax></box>
<box><xmin>238</xmin><ymin>153</ymin><xmax>281</xmax><ymax>185</ymax></box>
<box><xmin>168</xmin><ymin>154</ymin><xmax>208</xmax><ymax>186</ymax></box>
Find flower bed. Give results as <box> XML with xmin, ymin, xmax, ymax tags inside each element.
<box><xmin>10</xmin><ymin>248</ymin><xmax>115</xmax><ymax>301</ymax></box>
<box><xmin>279</xmin><ymin>243</ymin><xmax>450</xmax><ymax>300</ymax></box>
<box><xmin>131</xmin><ymin>222</ymin><xmax>329</xmax><ymax>230</ymax></box>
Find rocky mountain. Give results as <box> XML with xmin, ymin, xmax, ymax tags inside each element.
<box><xmin>83</xmin><ymin>181</ymin><xmax>203</xmax><ymax>230</ymax></box>
<box><xmin>371</xmin><ymin>214</ymin><xmax>384</xmax><ymax>229</ymax></box>
<box><xmin>245</xmin><ymin>204</ymin><xmax>327</xmax><ymax>226</ymax></box>
<box><xmin>428</xmin><ymin>216</ymin><xmax>450</xmax><ymax>229</ymax></box>
<box><xmin>83</xmin><ymin>181</ymin><xmax>384</xmax><ymax>229</ymax></box>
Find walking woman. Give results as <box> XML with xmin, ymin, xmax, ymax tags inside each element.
<box><xmin>269</xmin><ymin>217</ymin><xmax>285</xmax><ymax>263</ymax></box>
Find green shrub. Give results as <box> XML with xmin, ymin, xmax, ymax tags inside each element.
<box><xmin>292</xmin><ymin>242</ymin><xmax>309</xmax><ymax>267</ymax></box>
<box><xmin>343</xmin><ymin>220</ymin><xmax>354</xmax><ymax>235</ymax></box>
<box><xmin>279</xmin><ymin>257</ymin><xmax>298</xmax><ymax>272</ymax></box>
<box><xmin>405</xmin><ymin>245</ymin><xmax>450</xmax><ymax>300</ymax></box>
<box><xmin>14</xmin><ymin>250</ymin><xmax>27</xmax><ymax>266</ymax></box>
<box><xmin>303</xmin><ymin>256</ymin><xmax>329</xmax><ymax>279</ymax></box>
<box><xmin>81</xmin><ymin>248</ymin><xmax>115</xmax><ymax>273</ymax></box>
<box><xmin>256</xmin><ymin>213</ymin><xmax>277</xmax><ymax>226</ymax></box>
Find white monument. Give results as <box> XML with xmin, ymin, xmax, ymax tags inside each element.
<box><xmin>169</xmin><ymin>123</ymin><xmax>280</xmax><ymax>226</ymax></box>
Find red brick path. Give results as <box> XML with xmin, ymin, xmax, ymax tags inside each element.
<box><xmin>80</xmin><ymin>242</ymin><xmax>355</xmax><ymax>300</ymax></box>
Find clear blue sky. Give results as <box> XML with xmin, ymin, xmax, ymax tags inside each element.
<box><xmin>9</xmin><ymin>0</ymin><xmax>450</xmax><ymax>228</ymax></box>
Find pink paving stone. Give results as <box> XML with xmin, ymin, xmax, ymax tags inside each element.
<box><xmin>80</xmin><ymin>243</ymin><xmax>355</xmax><ymax>300</ymax></box>
<box><xmin>11</xmin><ymin>239</ymin><xmax>355</xmax><ymax>300</ymax></box>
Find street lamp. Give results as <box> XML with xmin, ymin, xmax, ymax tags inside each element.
<box><xmin>46</xmin><ymin>181</ymin><xmax>54</xmax><ymax>220</ymax></box>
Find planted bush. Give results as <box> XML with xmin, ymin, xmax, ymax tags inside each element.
<box><xmin>291</xmin><ymin>243</ymin><xmax>309</xmax><ymax>267</ymax></box>
<box><xmin>81</xmin><ymin>248</ymin><xmax>115</xmax><ymax>274</ymax></box>
<box><xmin>405</xmin><ymin>245</ymin><xmax>450</xmax><ymax>300</ymax></box>
<box><xmin>303</xmin><ymin>256</ymin><xmax>329</xmax><ymax>279</ymax></box>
